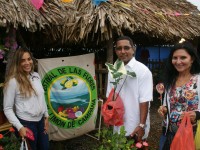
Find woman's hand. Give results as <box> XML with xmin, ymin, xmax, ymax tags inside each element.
<box><xmin>158</xmin><ymin>106</ymin><xmax>167</xmax><ymax>117</ymax></box>
<box><xmin>180</xmin><ymin>111</ymin><xmax>196</xmax><ymax>124</ymax></box>
<box><xmin>19</xmin><ymin>127</ymin><xmax>27</xmax><ymax>138</ymax></box>
<box><xmin>44</xmin><ymin>117</ymin><xmax>49</xmax><ymax>134</ymax></box>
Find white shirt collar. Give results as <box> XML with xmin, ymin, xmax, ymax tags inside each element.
<box><xmin>125</xmin><ymin>57</ymin><xmax>136</xmax><ymax>70</ymax></box>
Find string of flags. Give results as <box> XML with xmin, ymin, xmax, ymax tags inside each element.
<box><xmin>29</xmin><ymin>0</ymin><xmax>200</xmax><ymax>16</ymax></box>
<box><xmin>30</xmin><ymin>0</ymin><xmax>44</xmax><ymax>10</ymax></box>
<box><xmin>92</xmin><ymin>0</ymin><xmax>108</xmax><ymax>6</ymax></box>
<box><xmin>61</xmin><ymin>0</ymin><xmax>73</xmax><ymax>2</ymax></box>
<box><xmin>93</xmin><ymin>1</ymin><xmax>200</xmax><ymax>16</ymax></box>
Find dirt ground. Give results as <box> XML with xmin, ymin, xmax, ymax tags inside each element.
<box><xmin>49</xmin><ymin>97</ymin><xmax>162</xmax><ymax>150</ymax></box>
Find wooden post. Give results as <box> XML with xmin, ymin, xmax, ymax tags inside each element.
<box><xmin>106</xmin><ymin>38</ymin><xmax>113</xmax><ymax>64</ymax></box>
<box><xmin>103</xmin><ymin>38</ymin><xmax>113</xmax><ymax>99</ymax></box>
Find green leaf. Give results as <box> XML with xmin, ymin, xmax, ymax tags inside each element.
<box><xmin>127</xmin><ymin>71</ymin><xmax>136</xmax><ymax>78</ymax></box>
<box><xmin>105</xmin><ymin>60</ymin><xmax>136</xmax><ymax>93</ymax></box>
<box><xmin>105</xmin><ymin>63</ymin><xmax>116</xmax><ymax>72</ymax></box>
<box><xmin>112</xmin><ymin>72</ymin><xmax>123</xmax><ymax>79</ymax></box>
<box><xmin>114</xmin><ymin>60</ymin><xmax>127</xmax><ymax>74</ymax></box>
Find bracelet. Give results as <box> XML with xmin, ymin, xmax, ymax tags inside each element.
<box><xmin>138</xmin><ymin>123</ymin><xmax>146</xmax><ymax>129</ymax></box>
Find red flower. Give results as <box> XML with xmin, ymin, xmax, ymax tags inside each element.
<box><xmin>9</xmin><ymin>127</ymin><xmax>15</xmax><ymax>132</ymax></box>
<box><xmin>58</xmin><ymin>106</ymin><xmax>64</xmax><ymax>113</ymax></box>
<box><xmin>0</xmin><ymin>134</ymin><xmax>3</xmax><ymax>139</ymax></box>
<box><xmin>66</xmin><ymin>108</ymin><xmax>73</xmax><ymax>113</ymax></box>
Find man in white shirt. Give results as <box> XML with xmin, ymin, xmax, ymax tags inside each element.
<box><xmin>106</xmin><ymin>36</ymin><xmax>153</xmax><ymax>148</ymax></box>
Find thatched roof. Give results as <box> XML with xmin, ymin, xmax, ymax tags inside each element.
<box><xmin>0</xmin><ymin>0</ymin><xmax>74</xmax><ymax>32</ymax></box>
<box><xmin>1</xmin><ymin>0</ymin><xmax>200</xmax><ymax>45</ymax></box>
<box><xmin>52</xmin><ymin>0</ymin><xmax>200</xmax><ymax>44</ymax></box>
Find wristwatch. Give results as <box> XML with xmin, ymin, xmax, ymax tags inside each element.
<box><xmin>139</xmin><ymin>123</ymin><xmax>145</xmax><ymax>129</ymax></box>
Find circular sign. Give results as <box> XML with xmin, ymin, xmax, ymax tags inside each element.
<box><xmin>42</xmin><ymin>66</ymin><xmax>97</xmax><ymax>129</ymax></box>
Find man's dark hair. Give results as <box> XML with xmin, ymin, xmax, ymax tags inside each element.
<box><xmin>115</xmin><ymin>36</ymin><xmax>136</xmax><ymax>48</ymax></box>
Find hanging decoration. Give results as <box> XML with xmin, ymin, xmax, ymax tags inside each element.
<box><xmin>111</xmin><ymin>1</ymin><xmax>200</xmax><ymax>16</ymax></box>
<box><xmin>30</xmin><ymin>0</ymin><xmax>44</xmax><ymax>10</ymax></box>
<box><xmin>137</xmin><ymin>7</ymin><xmax>200</xmax><ymax>16</ymax></box>
<box><xmin>92</xmin><ymin>0</ymin><xmax>108</xmax><ymax>6</ymax></box>
<box><xmin>4</xmin><ymin>28</ymin><xmax>18</xmax><ymax>50</ymax></box>
<box><xmin>0</xmin><ymin>46</ymin><xmax>8</xmax><ymax>60</ymax></box>
<box><xmin>1</xmin><ymin>28</ymin><xmax>18</xmax><ymax>63</ymax></box>
<box><xmin>61</xmin><ymin>0</ymin><xmax>73</xmax><ymax>2</ymax></box>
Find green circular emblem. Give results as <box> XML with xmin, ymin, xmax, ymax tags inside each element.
<box><xmin>42</xmin><ymin>66</ymin><xmax>97</xmax><ymax>129</ymax></box>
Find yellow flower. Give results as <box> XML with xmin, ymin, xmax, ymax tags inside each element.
<box><xmin>65</xmin><ymin>80</ymin><xmax>73</xmax><ymax>88</ymax></box>
<box><xmin>72</xmin><ymin>79</ymin><xmax>78</xmax><ymax>86</ymax></box>
<box><xmin>184</xmin><ymin>90</ymin><xmax>195</xmax><ymax>100</ymax></box>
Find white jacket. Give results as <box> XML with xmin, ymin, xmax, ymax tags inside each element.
<box><xmin>3</xmin><ymin>72</ymin><xmax>48</xmax><ymax>131</ymax></box>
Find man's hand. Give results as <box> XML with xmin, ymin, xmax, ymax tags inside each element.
<box><xmin>130</xmin><ymin>126</ymin><xmax>145</xmax><ymax>142</ymax></box>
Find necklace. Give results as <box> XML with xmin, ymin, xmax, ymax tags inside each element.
<box><xmin>176</xmin><ymin>74</ymin><xmax>192</xmax><ymax>87</ymax></box>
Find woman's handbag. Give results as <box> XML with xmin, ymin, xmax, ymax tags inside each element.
<box><xmin>102</xmin><ymin>88</ymin><xmax>124</xmax><ymax>126</ymax></box>
<box><xmin>20</xmin><ymin>139</ymin><xmax>28</xmax><ymax>150</ymax></box>
<box><xmin>170</xmin><ymin>112</ymin><xmax>195</xmax><ymax>150</ymax></box>
<box><xmin>195</xmin><ymin>120</ymin><xmax>200</xmax><ymax>150</ymax></box>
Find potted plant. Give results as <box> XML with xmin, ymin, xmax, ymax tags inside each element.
<box><xmin>102</xmin><ymin>59</ymin><xmax>136</xmax><ymax>126</ymax></box>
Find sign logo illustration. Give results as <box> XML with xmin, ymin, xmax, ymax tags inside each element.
<box><xmin>42</xmin><ymin>66</ymin><xmax>97</xmax><ymax>129</ymax></box>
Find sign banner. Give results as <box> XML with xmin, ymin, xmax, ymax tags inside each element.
<box><xmin>38</xmin><ymin>53</ymin><xmax>98</xmax><ymax>141</ymax></box>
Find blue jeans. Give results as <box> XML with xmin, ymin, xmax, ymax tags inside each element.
<box><xmin>159</xmin><ymin>134</ymin><xmax>167</xmax><ymax>150</ymax></box>
<box><xmin>17</xmin><ymin>117</ymin><xmax>49</xmax><ymax>150</ymax></box>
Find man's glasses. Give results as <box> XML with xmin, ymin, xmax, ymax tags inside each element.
<box><xmin>115</xmin><ymin>46</ymin><xmax>132</xmax><ymax>51</ymax></box>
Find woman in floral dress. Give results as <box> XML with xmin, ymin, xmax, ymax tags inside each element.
<box><xmin>158</xmin><ymin>41</ymin><xmax>200</xmax><ymax>150</ymax></box>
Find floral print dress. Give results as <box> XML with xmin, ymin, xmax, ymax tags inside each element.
<box><xmin>169</xmin><ymin>75</ymin><xmax>199</xmax><ymax>133</ymax></box>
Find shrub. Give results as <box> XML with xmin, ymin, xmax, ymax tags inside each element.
<box><xmin>0</xmin><ymin>127</ymin><xmax>20</xmax><ymax>150</ymax></box>
<box><xmin>97</xmin><ymin>126</ymin><xmax>136</xmax><ymax>150</ymax></box>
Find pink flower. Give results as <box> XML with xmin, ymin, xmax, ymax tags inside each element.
<box><xmin>0</xmin><ymin>145</ymin><xmax>3</xmax><ymax>150</ymax></box>
<box><xmin>143</xmin><ymin>141</ymin><xmax>149</xmax><ymax>146</ymax></box>
<box><xmin>0</xmin><ymin>54</ymin><xmax>3</xmax><ymax>59</ymax></box>
<box><xmin>136</xmin><ymin>142</ymin><xmax>143</xmax><ymax>148</ymax></box>
<box><xmin>11</xmin><ymin>42</ymin><xmax>18</xmax><ymax>50</ymax></box>
<box><xmin>68</xmin><ymin>113</ymin><xmax>76</xmax><ymax>119</ymax></box>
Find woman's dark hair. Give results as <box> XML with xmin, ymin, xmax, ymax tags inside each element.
<box><xmin>163</xmin><ymin>41</ymin><xmax>200</xmax><ymax>91</ymax></box>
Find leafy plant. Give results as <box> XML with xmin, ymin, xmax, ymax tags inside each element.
<box><xmin>96</xmin><ymin>126</ymin><xmax>136</xmax><ymax>150</ymax></box>
<box><xmin>105</xmin><ymin>59</ymin><xmax>136</xmax><ymax>89</ymax></box>
<box><xmin>0</xmin><ymin>127</ymin><xmax>20</xmax><ymax>150</ymax></box>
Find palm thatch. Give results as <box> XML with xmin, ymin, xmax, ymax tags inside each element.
<box><xmin>49</xmin><ymin>0</ymin><xmax>200</xmax><ymax>44</ymax></box>
<box><xmin>0</xmin><ymin>0</ymin><xmax>75</xmax><ymax>32</ymax></box>
<box><xmin>0</xmin><ymin>0</ymin><xmax>200</xmax><ymax>45</ymax></box>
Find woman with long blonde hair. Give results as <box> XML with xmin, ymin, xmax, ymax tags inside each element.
<box><xmin>3</xmin><ymin>47</ymin><xmax>49</xmax><ymax>150</ymax></box>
